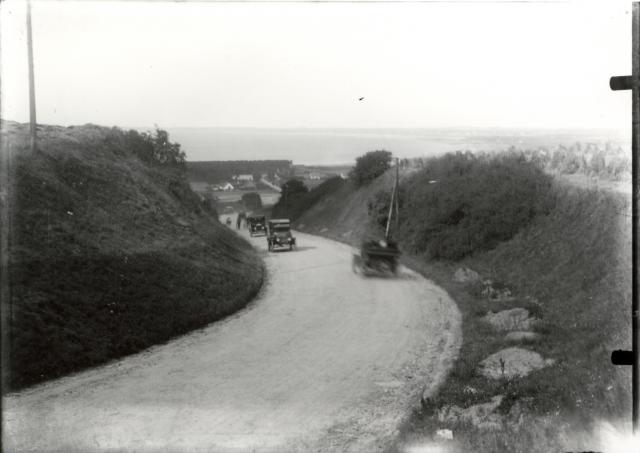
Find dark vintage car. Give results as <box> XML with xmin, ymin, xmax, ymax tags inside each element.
<box><xmin>352</xmin><ymin>238</ymin><xmax>400</xmax><ymax>276</ymax></box>
<box><xmin>247</xmin><ymin>215</ymin><xmax>267</xmax><ymax>236</ymax></box>
<box><xmin>266</xmin><ymin>219</ymin><xmax>296</xmax><ymax>251</ymax></box>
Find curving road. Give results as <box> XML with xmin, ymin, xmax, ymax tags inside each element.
<box><xmin>3</xmin><ymin>224</ymin><xmax>461</xmax><ymax>453</ymax></box>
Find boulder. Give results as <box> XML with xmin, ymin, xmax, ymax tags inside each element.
<box><xmin>435</xmin><ymin>429</ymin><xmax>453</xmax><ymax>440</ymax></box>
<box><xmin>505</xmin><ymin>331</ymin><xmax>540</xmax><ymax>342</ymax></box>
<box><xmin>453</xmin><ymin>267</ymin><xmax>480</xmax><ymax>283</ymax></box>
<box><xmin>482</xmin><ymin>308</ymin><xmax>537</xmax><ymax>332</ymax></box>
<box><xmin>437</xmin><ymin>395</ymin><xmax>504</xmax><ymax>428</ymax></box>
<box><xmin>480</xmin><ymin>280</ymin><xmax>514</xmax><ymax>301</ymax></box>
<box><xmin>479</xmin><ymin>347</ymin><xmax>550</xmax><ymax>379</ymax></box>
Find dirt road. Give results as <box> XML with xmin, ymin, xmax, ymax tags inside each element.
<box><xmin>3</xmin><ymin>226</ymin><xmax>461</xmax><ymax>453</ymax></box>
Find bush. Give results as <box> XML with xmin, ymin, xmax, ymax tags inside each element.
<box><xmin>242</xmin><ymin>192</ymin><xmax>262</xmax><ymax>210</ymax></box>
<box><xmin>350</xmin><ymin>150</ymin><xmax>392</xmax><ymax>186</ymax></box>
<box><xmin>105</xmin><ymin>127</ymin><xmax>185</xmax><ymax>169</ymax></box>
<box><xmin>272</xmin><ymin>176</ymin><xmax>345</xmax><ymax>220</ymax></box>
<box><xmin>369</xmin><ymin>151</ymin><xmax>554</xmax><ymax>260</ymax></box>
<box><xmin>280</xmin><ymin>178</ymin><xmax>308</xmax><ymax>195</ymax></box>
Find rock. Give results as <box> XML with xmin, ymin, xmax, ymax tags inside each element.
<box><xmin>435</xmin><ymin>429</ymin><xmax>453</xmax><ymax>440</ymax></box>
<box><xmin>480</xmin><ymin>280</ymin><xmax>515</xmax><ymax>301</ymax></box>
<box><xmin>438</xmin><ymin>395</ymin><xmax>504</xmax><ymax>427</ymax></box>
<box><xmin>479</xmin><ymin>347</ymin><xmax>551</xmax><ymax>379</ymax></box>
<box><xmin>482</xmin><ymin>308</ymin><xmax>537</xmax><ymax>332</ymax></box>
<box><xmin>320</xmin><ymin>227</ymin><xmax>329</xmax><ymax>233</ymax></box>
<box><xmin>298</xmin><ymin>223</ymin><xmax>305</xmax><ymax>229</ymax></box>
<box><xmin>342</xmin><ymin>230</ymin><xmax>352</xmax><ymax>237</ymax></box>
<box><xmin>463</xmin><ymin>385</ymin><xmax>478</xmax><ymax>395</ymax></box>
<box><xmin>505</xmin><ymin>331</ymin><xmax>540</xmax><ymax>342</ymax></box>
<box><xmin>453</xmin><ymin>267</ymin><xmax>480</xmax><ymax>283</ymax></box>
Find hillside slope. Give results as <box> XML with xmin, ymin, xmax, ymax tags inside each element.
<box><xmin>290</xmin><ymin>154</ymin><xmax>632</xmax><ymax>452</ymax></box>
<box><xmin>2</xmin><ymin>121</ymin><xmax>264</xmax><ymax>391</ymax></box>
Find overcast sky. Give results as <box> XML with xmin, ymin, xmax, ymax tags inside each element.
<box><xmin>0</xmin><ymin>0</ymin><xmax>633</xmax><ymax>130</ymax></box>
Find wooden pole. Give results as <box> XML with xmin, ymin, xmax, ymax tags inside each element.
<box><xmin>394</xmin><ymin>157</ymin><xmax>400</xmax><ymax>232</ymax></box>
<box><xmin>26</xmin><ymin>0</ymin><xmax>37</xmax><ymax>151</ymax></box>
<box><xmin>385</xmin><ymin>175</ymin><xmax>395</xmax><ymax>241</ymax></box>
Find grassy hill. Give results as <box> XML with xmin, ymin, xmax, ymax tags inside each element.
<box><xmin>2</xmin><ymin>121</ymin><xmax>264</xmax><ymax>392</ymax></box>
<box><xmin>289</xmin><ymin>152</ymin><xmax>631</xmax><ymax>452</ymax></box>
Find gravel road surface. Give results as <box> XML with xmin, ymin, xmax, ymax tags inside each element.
<box><xmin>3</xmin><ymin>225</ymin><xmax>461</xmax><ymax>453</ymax></box>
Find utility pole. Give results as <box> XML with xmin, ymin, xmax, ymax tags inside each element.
<box><xmin>394</xmin><ymin>157</ymin><xmax>400</xmax><ymax>232</ymax></box>
<box><xmin>385</xmin><ymin>157</ymin><xmax>400</xmax><ymax>241</ymax></box>
<box><xmin>610</xmin><ymin>1</ymin><xmax>639</xmax><ymax>434</ymax></box>
<box><xmin>26</xmin><ymin>0</ymin><xmax>37</xmax><ymax>151</ymax></box>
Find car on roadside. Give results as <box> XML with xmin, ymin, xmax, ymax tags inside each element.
<box><xmin>248</xmin><ymin>215</ymin><xmax>267</xmax><ymax>236</ymax></box>
<box><xmin>266</xmin><ymin>219</ymin><xmax>296</xmax><ymax>251</ymax></box>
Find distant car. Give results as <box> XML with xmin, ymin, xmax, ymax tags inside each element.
<box><xmin>248</xmin><ymin>215</ymin><xmax>266</xmax><ymax>236</ymax></box>
<box><xmin>266</xmin><ymin>219</ymin><xmax>296</xmax><ymax>251</ymax></box>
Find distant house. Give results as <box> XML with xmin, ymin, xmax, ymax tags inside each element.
<box><xmin>221</xmin><ymin>182</ymin><xmax>234</xmax><ymax>191</ymax></box>
<box><xmin>307</xmin><ymin>172</ymin><xmax>322</xmax><ymax>180</ymax></box>
<box><xmin>234</xmin><ymin>174</ymin><xmax>254</xmax><ymax>182</ymax></box>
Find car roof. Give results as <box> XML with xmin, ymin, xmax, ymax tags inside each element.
<box><xmin>269</xmin><ymin>219</ymin><xmax>290</xmax><ymax>223</ymax></box>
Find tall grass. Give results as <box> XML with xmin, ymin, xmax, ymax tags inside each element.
<box><xmin>369</xmin><ymin>152</ymin><xmax>554</xmax><ymax>260</ymax></box>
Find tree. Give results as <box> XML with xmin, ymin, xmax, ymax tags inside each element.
<box><xmin>280</xmin><ymin>179</ymin><xmax>308</xmax><ymax>195</ymax></box>
<box><xmin>241</xmin><ymin>192</ymin><xmax>262</xmax><ymax>210</ymax></box>
<box><xmin>350</xmin><ymin>150</ymin><xmax>392</xmax><ymax>186</ymax></box>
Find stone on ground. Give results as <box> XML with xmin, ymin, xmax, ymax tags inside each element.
<box><xmin>453</xmin><ymin>267</ymin><xmax>480</xmax><ymax>283</ymax></box>
<box><xmin>479</xmin><ymin>347</ymin><xmax>551</xmax><ymax>379</ymax></box>
<box><xmin>437</xmin><ymin>395</ymin><xmax>504</xmax><ymax>430</ymax></box>
<box><xmin>482</xmin><ymin>308</ymin><xmax>537</xmax><ymax>331</ymax></box>
<box><xmin>505</xmin><ymin>331</ymin><xmax>540</xmax><ymax>342</ymax></box>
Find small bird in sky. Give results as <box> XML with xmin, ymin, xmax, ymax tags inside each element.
<box><xmin>358</xmin><ymin>97</ymin><xmax>365</xmax><ymax>101</ymax></box>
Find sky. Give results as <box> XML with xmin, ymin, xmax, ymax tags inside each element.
<box><xmin>0</xmin><ymin>0</ymin><xmax>634</xmax><ymax>131</ymax></box>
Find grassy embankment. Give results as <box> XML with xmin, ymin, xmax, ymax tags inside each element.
<box><xmin>282</xmin><ymin>151</ymin><xmax>632</xmax><ymax>452</ymax></box>
<box><xmin>2</xmin><ymin>121</ymin><xmax>264</xmax><ymax>392</ymax></box>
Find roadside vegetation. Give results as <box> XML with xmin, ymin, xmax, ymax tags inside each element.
<box><xmin>271</xmin><ymin>176</ymin><xmax>345</xmax><ymax>220</ymax></box>
<box><xmin>350</xmin><ymin>150</ymin><xmax>393</xmax><ymax>186</ymax></box>
<box><xmin>3</xmin><ymin>121</ymin><xmax>264</xmax><ymax>391</ymax></box>
<box><xmin>291</xmin><ymin>150</ymin><xmax>631</xmax><ymax>452</ymax></box>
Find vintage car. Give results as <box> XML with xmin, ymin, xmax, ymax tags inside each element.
<box><xmin>266</xmin><ymin>219</ymin><xmax>296</xmax><ymax>251</ymax></box>
<box><xmin>248</xmin><ymin>215</ymin><xmax>267</xmax><ymax>236</ymax></box>
<box><xmin>352</xmin><ymin>238</ymin><xmax>400</xmax><ymax>276</ymax></box>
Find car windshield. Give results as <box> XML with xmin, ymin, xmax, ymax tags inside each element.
<box><xmin>273</xmin><ymin>226</ymin><xmax>290</xmax><ymax>233</ymax></box>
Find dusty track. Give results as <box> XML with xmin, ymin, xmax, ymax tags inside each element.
<box><xmin>3</xmin><ymin>225</ymin><xmax>461</xmax><ymax>453</ymax></box>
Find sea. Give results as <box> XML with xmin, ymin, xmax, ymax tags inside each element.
<box><xmin>165</xmin><ymin>127</ymin><xmax>631</xmax><ymax>165</ymax></box>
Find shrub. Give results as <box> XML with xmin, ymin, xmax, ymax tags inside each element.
<box><xmin>272</xmin><ymin>176</ymin><xmax>345</xmax><ymax>220</ymax></box>
<box><xmin>350</xmin><ymin>150</ymin><xmax>392</xmax><ymax>186</ymax></box>
<box><xmin>369</xmin><ymin>151</ymin><xmax>554</xmax><ymax>260</ymax></box>
<box><xmin>242</xmin><ymin>192</ymin><xmax>263</xmax><ymax>210</ymax></box>
<box><xmin>107</xmin><ymin>127</ymin><xmax>186</xmax><ymax>169</ymax></box>
<box><xmin>280</xmin><ymin>178</ymin><xmax>308</xmax><ymax>195</ymax></box>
